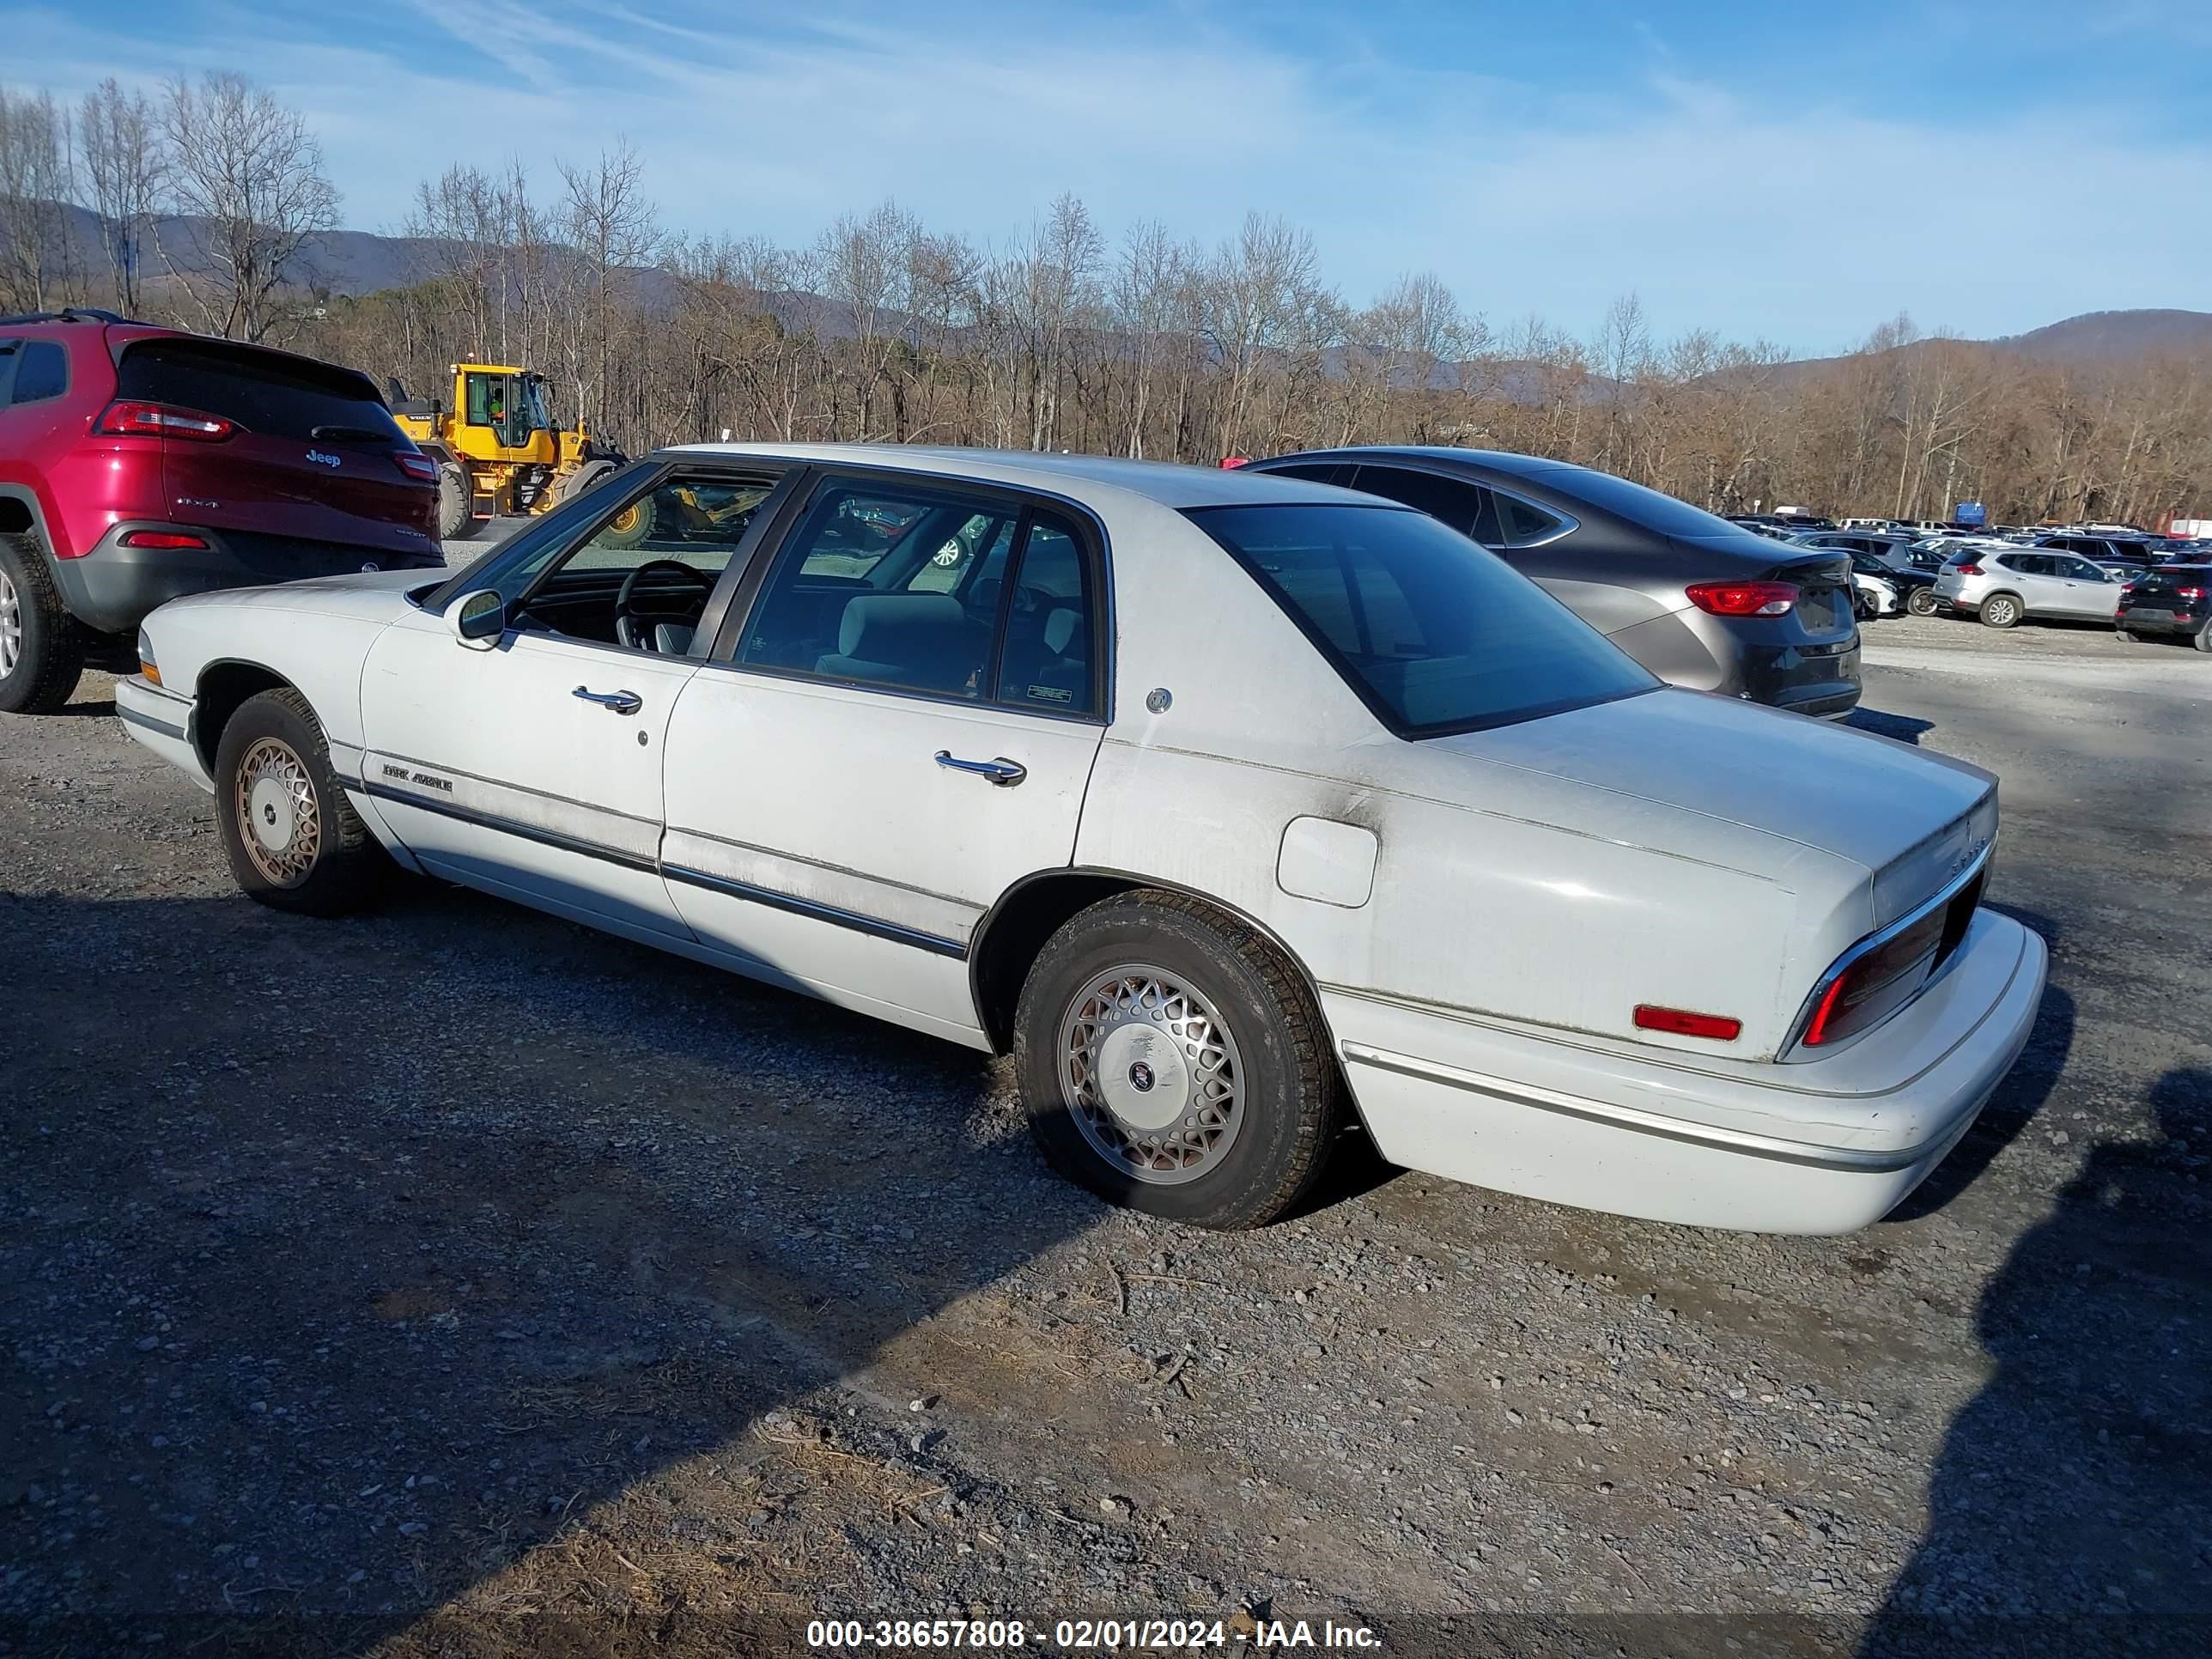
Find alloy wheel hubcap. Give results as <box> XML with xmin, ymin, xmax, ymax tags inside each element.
<box><xmin>0</xmin><ymin>570</ymin><xmax>20</xmax><ymax>678</ymax></box>
<box><xmin>234</xmin><ymin>738</ymin><xmax>320</xmax><ymax>884</ymax></box>
<box><xmin>1058</xmin><ymin>964</ymin><xmax>1243</xmax><ymax>1185</ymax></box>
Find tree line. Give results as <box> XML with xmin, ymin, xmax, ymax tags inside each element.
<box><xmin>3</xmin><ymin>73</ymin><xmax>2205</xmax><ymax>526</ymax></box>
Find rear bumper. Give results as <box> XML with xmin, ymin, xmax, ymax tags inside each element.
<box><xmin>1326</xmin><ymin>910</ymin><xmax>2047</xmax><ymax>1234</ymax></box>
<box><xmin>52</xmin><ymin>522</ymin><xmax>442</xmax><ymax>635</ymax></box>
<box><xmin>2119</xmin><ymin>611</ymin><xmax>2205</xmax><ymax>635</ymax></box>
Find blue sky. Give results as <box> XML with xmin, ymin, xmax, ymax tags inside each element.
<box><xmin>9</xmin><ymin>0</ymin><xmax>2210</xmax><ymax>354</ymax></box>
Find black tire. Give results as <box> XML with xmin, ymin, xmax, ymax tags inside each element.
<box><xmin>597</xmin><ymin>494</ymin><xmax>655</xmax><ymax>550</ymax></box>
<box><xmin>1905</xmin><ymin>586</ymin><xmax>1940</xmax><ymax>618</ymax></box>
<box><xmin>1851</xmin><ymin>591</ymin><xmax>1873</xmax><ymax>622</ymax></box>
<box><xmin>214</xmin><ymin>688</ymin><xmax>387</xmax><ymax>916</ymax></box>
<box><xmin>1978</xmin><ymin>592</ymin><xmax>2022</xmax><ymax>629</ymax></box>
<box><xmin>437</xmin><ymin>465</ymin><xmax>478</xmax><ymax>541</ymax></box>
<box><xmin>556</xmin><ymin>459</ymin><xmax>617</xmax><ymax>505</ymax></box>
<box><xmin>1013</xmin><ymin>890</ymin><xmax>1346</xmax><ymax>1230</ymax></box>
<box><xmin>2114</xmin><ymin>629</ymin><xmax>2136</xmax><ymax>643</ymax></box>
<box><xmin>0</xmin><ymin>532</ymin><xmax>86</xmax><ymax>715</ymax></box>
<box><xmin>2196</xmin><ymin>623</ymin><xmax>2212</xmax><ymax>654</ymax></box>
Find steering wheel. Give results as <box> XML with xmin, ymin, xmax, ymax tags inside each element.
<box><xmin>615</xmin><ymin>560</ymin><xmax>714</xmax><ymax>651</ymax></box>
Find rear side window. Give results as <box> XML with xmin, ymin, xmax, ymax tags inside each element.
<box><xmin>10</xmin><ymin>340</ymin><xmax>67</xmax><ymax>404</ymax></box>
<box><xmin>1349</xmin><ymin>465</ymin><xmax>1501</xmax><ymax>546</ymax></box>
<box><xmin>117</xmin><ymin>340</ymin><xmax>401</xmax><ymax>446</ymax></box>
<box><xmin>1187</xmin><ymin>502</ymin><xmax>1656</xmax><ymax>738</ymax></box>
<box><xmin>1496</xmin><ymin>492</ymin><xmax>1568</xmax><ymax>548</ymax></box>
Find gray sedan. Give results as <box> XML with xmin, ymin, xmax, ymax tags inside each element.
<box><xmin>1246</xmin><ymin>447</ymin><xmax>1861</xmax><ymax>717</ymax></box>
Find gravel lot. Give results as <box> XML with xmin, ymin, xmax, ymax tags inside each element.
<box><xmin>3</xmin><ymin>611</ymin><xmax>2207</xmax><ymax>1656</ymax></box>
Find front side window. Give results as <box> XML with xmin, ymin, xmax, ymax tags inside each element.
<box><xmin>502</xmin><ymin>471</ymin><xmax>778</xmax><ymax>652</ymax></box>
<box><xmin>1188</xmin><ymin>502</ymin><xmax>1656</xmax><ymax>738</ymax></box>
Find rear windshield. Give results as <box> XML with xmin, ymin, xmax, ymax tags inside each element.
<box><xmin>117</xmin><ymin>340</ymin><xmax>401</xmax><ymax>447</ymax></box>
<box><xmin>2132</xmin><ymin>566</ymin><xmax>2210</xmax><ymax>593</ymax></box>
<box><xmin>1186</xmin><ymin>502</ymin><xmax>1658</xmax><ymax>738</ymax></box>
<box><xmin>1522</xmin><ymin>465</ymin><xmax>1750</xmax><ymax>540</ymax></box>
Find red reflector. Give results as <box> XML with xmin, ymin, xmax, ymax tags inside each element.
<box><xmin>1633</xmin><ymin>1005</ymin><xmax>1743</xmax><ymax>1041</ymax></box>
<box><xmin>94</xmin><ymin>400</ymin><xmax>235</xmax><ymax>442</ymax></box>
<box><xmin>395</xmin><ymin>453</ymin><xmax>440</xmax><ymax>483</ymax></box>
<box><xmin>118</xmin><ymin>531</ymin><xmax>210</xmax><ymax>550</ymax></box>
<box><xmin>1684</xmin><ymin>580</ymin><xmax>1798</xmax><ymax>617</ymax></box>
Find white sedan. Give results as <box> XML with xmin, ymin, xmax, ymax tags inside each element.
<box><xmin>117</xmin><ymin>445</ymin><xmax>2046</xmax><ymax>1234</ymax></box>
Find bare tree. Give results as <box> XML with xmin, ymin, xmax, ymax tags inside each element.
<box><xmin>0</xmin><ymin>88</ymin><xmax>74</xmax><ymax>313</ymax></box>
<box><xmin>75</xmin><ymin>80</ymin><xmax>163</xmax><ymax>313</ymax></box>
<box><xmin>556</xmin><ymin>138</ymin><xmax>657</xmax><ymax>442</ymax></box>
<box><xmin>815</xmin><ymin>199</ymin><xmax>917</xmax><ymax>440</ymax></box>
<box><xmin>156</xmin><ymin>73</ymin><xmax>337</xmax><ymax>340</ymax></box>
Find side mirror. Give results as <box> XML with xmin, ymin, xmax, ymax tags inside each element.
<box><xmin>450</xmin><ymin>589</ymin><xmax>504</xmax><ymax>650</ymax></box>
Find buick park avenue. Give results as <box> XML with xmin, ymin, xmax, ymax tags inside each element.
<box><xmin>117</xmin><ymin>446</ymin><xmax>2045</xmax><ymax>1233</ymax></box>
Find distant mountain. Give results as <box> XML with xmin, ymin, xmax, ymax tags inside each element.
<box><xmin>36</xmin><ymin>205</ymin><xmax>2212</xmax><ymax>373</ymax></box>
<box><xmin>1991</xmin><ymin>308</ymin><xmax>2212</xmax><ymax>362</ymax></box>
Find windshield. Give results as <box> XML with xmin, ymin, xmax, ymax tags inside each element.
<box><xmin>1187</xmin><ymin>503</ymin><xmax>1658</xmax><ymax>738</ymax></box>
<box><xmin>519</xmin><ymin>374</ymin><xmax>553</xmax><ymax>434</ymax></box>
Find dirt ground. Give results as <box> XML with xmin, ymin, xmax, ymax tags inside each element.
<box><xmin>3</xmin><ymin>612</ymin><xmax>2208</xmax><ymax>1658</ymax></box>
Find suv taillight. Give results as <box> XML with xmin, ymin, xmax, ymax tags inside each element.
<box><xmin>95</xmin><ymin>400</ymin><xmax>235</xmax><ymax>442</ymax></box>
<box><xmin>1684</xmin><ymin>580</ymin><xmax>1798</xmax><ymax>617</ymax></box>
<box><xmin>2176</xmin><ymin>586</ymin><xmax>2207</xmax><ymax>603</ymax></box>
<box><xmin>395</xmin><ymin>453</ymin><xmax>440</xmax><ymax>483</ymax></box>
<box><xmin>1953</xmin><ymin>562</ymin><xmax>1983</xmax><ymax>575</ymax></box>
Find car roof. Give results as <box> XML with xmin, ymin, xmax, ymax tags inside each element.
<box><xmin>660</xmin><ymin>442</ymin><xmax>1367</xmax><ymax>510</ymax></box>
<box><xmin>1261</xmin><ymin>444</ymin><xmax>1587</xmax><ymax>483</ymax></box>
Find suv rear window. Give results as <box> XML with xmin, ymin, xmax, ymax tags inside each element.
<box><xmin>2131</xmin><ymin>566</ymin><xmax>2210</xmax><ymax>594</ymax></box>
<box><xmin>1187</xmin><ymin>502</ymin><xmax>1657</xmax><ymax>738</ymax></box>
<box><xmin>116</xmin><ymin>340</ymin><xmax>403</xmax><ymax>447</ymax></box>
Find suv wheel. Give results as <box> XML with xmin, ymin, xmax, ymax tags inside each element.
<box><xmin>214</xmin><ymin>688</ymin><xmax>387</xmax><ymax>915</ymax></box>
<box><xmin>1978</xmin><ymin>593</ymin><xmax>2022</xmax><ymax>629</ymax></box>
<box><xmin>1013</xmin><ymin>890</ymin><xmax>1346</xmax><ymax>1230</ymax></box>
<box><xmin>0</xmin><ymin>532</ymin><xmax>87</xmax><ymax>715</ymax></box>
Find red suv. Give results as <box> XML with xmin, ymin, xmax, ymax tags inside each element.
<box><xmin>0</xmin><ymin>309</ymin><xmax>442</xmax><ymax>714</ymax></box>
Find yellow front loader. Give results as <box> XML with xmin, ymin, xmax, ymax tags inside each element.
<box><xmin>388</xmin><ymin>364</ymin><xmax>633</xmax><ymax>542</ymax></box>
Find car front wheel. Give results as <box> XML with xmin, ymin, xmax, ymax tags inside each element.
<box><xmin>1014</xmin><ymin>890</ymin><xmax>1346</xmax><ymax>1230</ymax></box>
<box><xmin>1978</xmin><ymin>593</ymin><xmax>2022</xmax><ymax>629</ymax></box>
<box><xmin>215</xmin><ymin>688</ymin><xmax>387</xmax><ymax>915</ymax></box>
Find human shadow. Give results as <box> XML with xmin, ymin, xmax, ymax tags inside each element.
<box><xmin>1862</xmin><ymin>1067</ymin><xmax>2212</xmax><ymax>1657</ymax></box>
<box><xmin>1844</xmin><ymin>708</ymin><xmax>1936</xmax><ymax>747</ymax></box>
<box><xmin>0</xmin><ymin>884</ymin><xmax>1129</xmax><ymax>1653</ymax></box>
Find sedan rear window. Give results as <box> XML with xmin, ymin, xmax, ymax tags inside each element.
<box><xmin>117</xmin><ymin>340</ymin><xmax>403</xmax><ymax>447</ymax></box>
<box><xmin>1187</xmin><ymin>503</ymin><xmax>1657</xmax><ymax>738</ymax></box>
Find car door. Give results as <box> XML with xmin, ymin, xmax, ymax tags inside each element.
<box><xmin>659</xmin><ymin>470</ymin><xmax>1109</xmax><ymax>1041</ymax></box>
<box><xmin>1995</xmin><ymin>553</ymin><xmax>2059</xmax><ymax>614</ymax></box>
<box><xmin>356</xmin><ymin>465</ymin><xmax>781</xmax><ymax>940</ymax></box>
<box><xmin>2052</xmin><ymin>555</ymin><xmax>2121</xmax><ymax>617</ymax></box>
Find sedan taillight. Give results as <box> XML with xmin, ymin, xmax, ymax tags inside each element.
<box><xmin>1685</xmin><ymin>580</ymin><xmax>1798</xmax><ymax>617</ymax></box>
<box><xmin>1802</xmin><ymin>905</ymin><xmax>1950</xmax><ymax>1047</ymax></box>
<box><xmin>94</xmin><ymin>400</ymin><xmax>235</xmax><ymax>441</ymax></box>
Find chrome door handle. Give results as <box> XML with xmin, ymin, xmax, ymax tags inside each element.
<box><xmin>573</xmin><ymin>685</ymin><xmax>643</xmax><ymax>715</ymax></box>
<box><xmin>935</xmin><ymin>750</ymin><xmax>1026</xmax><ymax>787</ymax></box>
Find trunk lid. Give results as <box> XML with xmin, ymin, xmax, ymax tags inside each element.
<box><xmin>1425</xmin><ymin>685</ymin><xmax>1996</xmax><ymax>924</ymax></box>
<box><xmin>113</xmin><ymin>337</ymin><xmax>438</xmax><ymax>556</ymax></box>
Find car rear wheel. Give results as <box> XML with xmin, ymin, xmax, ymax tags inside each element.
<box><xmin>0</xmin><ymin>532</ymin><xmax>86</xmax><ymax>715</ymax></box>
<box><xmin>215</xmin><ymin>688</ymin><xmax>387</xmax><ymax>916</ymax></box>
<box><xmin>1014</xmin><ymin>890</ymin><xmax>1346</xmax><ymax>1230</ymax></box>
<box><xmin>1978</xmin><ymin>593</ymin><xmax>2022</xmax><ymax>629</ymax></box>
<box><xmin>1905</xmin><ymin>587</ymin><xmax>1941</xmax><ymax>618</ymax></box>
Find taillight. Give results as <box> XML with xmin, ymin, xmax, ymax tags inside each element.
<box><xmin>2177</xmin><ymin>586</ymin><xmax>2207</xmax><ymax>603</ymax></box>
<box><xmin>95</xmin><ymin>400</ymin><xmax>235</xmax><ymax>442</ymax></box>
<box><xmin>1953</xmin><ymin>563</ymin><xmax>1983</xmax><ymax>575</ymax></box>
<box><xmin>1801</xmin><ymin>906</ymin><xmax>1951</xmax><ymax>1048</ymax></box>
<box><xmin>395</xmin><ymin>453</ymin><xmax>440</xmax><ymax>484</ymax></box>
<box><xmin>1684</xmin><ymin>580</ymin><xmax>1798</xmax><ymax>617</ymax></box>
<box><xmin>118</xmin><ymin>531</ymin><xmax>210</xmax><ymax>550</ymax></box>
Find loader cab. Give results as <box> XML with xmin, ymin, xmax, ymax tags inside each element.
<box><xmin>459</xmin><ymin>365</ymin><xmax>554</xmax><ymax>458</ymax></box>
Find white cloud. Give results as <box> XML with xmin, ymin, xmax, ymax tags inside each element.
<box><xmin>8</xmin><ymin>0</ymin><xmax>2208</xmax><ymax>349</ymax></box>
